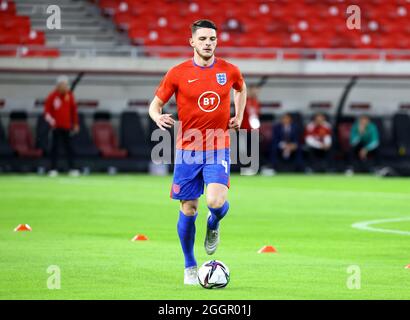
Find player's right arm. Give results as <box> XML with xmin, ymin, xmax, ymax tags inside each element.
<box><xmin>149</xmin><ymin>96</ymin><xmax>175</xmax><ymax>131</ymax></box>
<box><xmin>149</xmin><ymin>67</ymin><xmax>178</xmax><ymax>131</ymax></box>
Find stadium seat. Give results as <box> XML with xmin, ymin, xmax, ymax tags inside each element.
<box><xmin>337</xmin><ymin>122</ymin><xmax>354</xmax><ymax>154</ymax></box>
<box><xmin>120</xmin><ymin>111</ymin><xmax>151</xmax><ymax>159</ymax></box>
<box><xmin>371</xmin><ymin>117</ymin><xmax>397</xmax><ymax>159</ymax></box>
<box><xmin>0</xmin><ymin>4</ymin><xmax>59</xmax><ymax>58</ymax></box>
<box><xmin>8</xmin><ymin>121</ymin><xmax>43</xmax><ymax>158</ymax></box>
<box><xmin>92</xmin><ymin>121</ymin><xmax>128</xmax><ymax>158</ymax></box>
<box><xmin>35</xmin><ymin>114</ymin><xmax>50</xmax><ymax>155</ymax></box>
<box><xmin>0</xmin><ymin>119</ymin><xmax>13</xmax><ymax>157</ymax></box>
<box><xmin>71</xmin><ymin>114</ymin><xmax>99</xmax><ymax>157</ymax></box>
<box><xmin>392</xmin><ymin>113</ymin><xmax>410</xmax><ymax>156</ymax></box>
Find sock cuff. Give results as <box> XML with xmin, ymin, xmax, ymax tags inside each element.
<box><xmin>179</xmin><ymin>210</ymin><xmax>198</xmax><ymax>222</ymax></box>
<box><xmin>208</xmin><ymin>201</ymin><xmax>229</xmax><ymax>217</ymax></box>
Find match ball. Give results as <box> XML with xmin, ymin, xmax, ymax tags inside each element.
<box><xmin>198</xmin><ymin>260</ymin><xmax>230</xmax><ymax>289</ymax></box>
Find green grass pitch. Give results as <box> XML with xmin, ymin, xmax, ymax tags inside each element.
<box><xmin>0</xmin><ymin>174</ymin><xmax>409</xmax><ymax>300</ymax></box>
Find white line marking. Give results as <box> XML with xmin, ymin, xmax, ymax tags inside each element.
<box><xmin>352</xmin><ymin>217</ymin><xmax>410</xmax><ymax>236</ymax></box>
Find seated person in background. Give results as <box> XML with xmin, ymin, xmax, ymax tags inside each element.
<box><xmin>304</xmin><ymin>113</ymin><xmax>332</xmax><ymax>171</ymax></box>
<box><xmin>347</xmin><ymin>115</ymin><xmax>380</xmax><ymax>174</ymax></box>
<box><xmin>271</xmin><ymin>113</ymin><xmax>304</xmax><ymax>172</ymax></box>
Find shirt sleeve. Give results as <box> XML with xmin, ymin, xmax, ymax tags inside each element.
<box><xmin>365</xmin><ymin>123</ymin><xmax>380</xmax><ymax>151</ymax></box>
<box><xmin>231</xmin><ymin>65</ymin><xmax>244</xmax><ymax>91</ymax></box>
<box><xmin>350</xmin><ymin>123</ymin><xmax>360</xmax><ymax>146</ymax></box>
<box><xmin>155</xmin><ymin>68</ymin><xmax>177</xmax><ymax>103</ymax></box>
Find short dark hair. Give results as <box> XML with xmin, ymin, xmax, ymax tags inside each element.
<box><xmin>191</xmin><ymin>19</ymin><xmax>217</xmax><ymax>34</ymax></box>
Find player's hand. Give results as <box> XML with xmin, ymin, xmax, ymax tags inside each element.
<box><xmin>229</xmin><ymin>116</ymin><xmax>242</xmax><ymax>130</ymax></box>
<box><xmin>72</xmin><ymin>124</ymin><xmax>80</xmax><ymax>134</ymax></box>
<box><xmin>155</xmin><ymin>113</ymin><xmax>175</xmax><ymax>131</ymax></box>
<box><xmin>45</xmin><ymin>115</ymin><xmax>56</xmax><ymax>128</ymax></box>
<box><xmin>359</xmin><ymin>148</ymin><xmax>368</xmax><ymax>160</ymax></box>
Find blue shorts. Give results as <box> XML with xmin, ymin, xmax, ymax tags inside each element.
<box><xmin>170</xmin><ymin>148</ymin><xmax>231</xmax><ymax>200</ymax></box>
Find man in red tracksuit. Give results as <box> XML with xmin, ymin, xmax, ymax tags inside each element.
<box><xmin>44</xmin><ymin>75</ymin><xmax>79</xmax><ymax>176</ymax></box>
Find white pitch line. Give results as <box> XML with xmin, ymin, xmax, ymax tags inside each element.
<box><xmin>352</xmin><ymin>217</ymin><xmax>410</xmax><ymax>236</ymax></box>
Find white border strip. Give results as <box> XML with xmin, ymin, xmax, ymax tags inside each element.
<box><xmin>352</xmin><ymin>217</ymin><xmax>410</xmax><ymax>236</ymax></box>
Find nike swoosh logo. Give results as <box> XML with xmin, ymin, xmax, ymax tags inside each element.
<box><xmin>188</xmin><ymin>79</ymin><xmax>199</xmax><ymax>83</ymax></box>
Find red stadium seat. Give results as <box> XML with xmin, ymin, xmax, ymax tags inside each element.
<box><xmin>93</xmin><ymin>0</ymin><xmax>410</xmax><ymax>60</ymax></box>
<box><xmin>337</xmin><ymin>122</ymin><xmax>353</xmax><ymax>153</ymax></box>
<box><xmin>92</xmin><ymin>122</ymin><xmax>128</xmax><ymax>159</ymax></box>
<box><xmin>0</xmin><ymin>1</ymin><xmax>16</xmax><ymax>15</ymax></box>
<box><xmin>0</xmin><ymin>48</ymin><xmax>17</xmax><ymax>56</ymax></box>
<box><xmin>20</xmin><ymin>48</ymin><xmax>60</xmax><ymax>58</ymax></box>
<box><xmin>0</xmin><ymin>6</ymin><xmax>57</xmax><ymax>58</ymax></box>
<box><xmin>19</xmin><ymin>31</ymin><xmax>46</xmax><ymax>45</ymax></box>
<box><xmin>8</xmin><ymin>121</ymin><xmax>43</xmax><ymax>158</ymax></box>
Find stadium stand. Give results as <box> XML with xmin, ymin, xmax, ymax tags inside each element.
<box><xmin>97</xmin><ymin>0</ymin><xmax>410</xmax><ymax>59</ymax></box>
<box><xmin>0</xmin><ymin>0</ymin><xmax>60</xmax><ymax>57</ymax></box>
<box><xmin>2</xmin><ymin>0</ymin><xmax>410</xmax><ymax>59</ymax></box>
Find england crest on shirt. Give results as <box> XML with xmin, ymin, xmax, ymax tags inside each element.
<box><xmin>216</xmin><ymin>73</ymin><xmax>227</xmax><ymax>85</ymax></box>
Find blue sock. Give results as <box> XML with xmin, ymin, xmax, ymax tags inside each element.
<box><xmin>177</xmin><ymin>211</ymin><xmax>197</xmax><ymax>268</ymax></box>
<box><xmin>207</xmin><ymin>201</ymin><xmax>229</xmax><ymax>230</ymax></box>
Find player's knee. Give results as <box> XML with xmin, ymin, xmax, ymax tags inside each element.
<box><xmin>207</xmin><ymin>196</ymin><xmax>226</xmax><ymax>209</ymax></box>
<box><xmin>180</xmin><ymin>201</ymin><xmax>198</xmax><ymax>216</ymax></box>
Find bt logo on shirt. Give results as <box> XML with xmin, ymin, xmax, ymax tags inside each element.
<box><xmin>197</xmin><ymin>91</ymin><xmax>221</xmax><ymax>113</ymax></box>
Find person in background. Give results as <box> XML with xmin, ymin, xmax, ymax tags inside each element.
<box><xmin>304</xmin><ymin>113</ymin><xmax>332</xmax><ymax>172</ymax></box>
<box><xmin>271</xmin><ymin>113</ymin><xmax>303</xmax><ymax>173</ymax></box>
<box><xmin>239</xmin><ymin>84</ymin><xmax>261</xmax><ymax>171</ymax></box>
<box><xmin>346</xmin><ymin>115</ymin><xmax>380</xmax><ymax>175</ymax></box>
<box><xmin>241</xmin><ymin>84</ymin><xmax>261</xmax><ymax>131</ymax></box>
<box><xmin>44</xmin><ymin>75</ymin><xmax>80</xmax><ymax>177</ymax></box>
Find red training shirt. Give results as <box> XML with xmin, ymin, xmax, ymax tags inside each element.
<box><xmin>155</xmin><ymin>58</ymin><xmax>244</xmax><ymax>151</ymax></box>
<box><xmin>44</xmin><ymin>90</ymin><xmax>79</xmax><ymax>130</ymax></box>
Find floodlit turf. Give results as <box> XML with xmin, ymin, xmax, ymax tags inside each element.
<box><xmin>0</xmin><ymin>174</ymin><xmax>409</xmax><ymax>300</ymax></box>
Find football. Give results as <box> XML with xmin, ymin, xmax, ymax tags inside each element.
<box><xmin>198</xmin><ymin>260</ymin><xmax>230</xmax><ymax>289</ymax></box>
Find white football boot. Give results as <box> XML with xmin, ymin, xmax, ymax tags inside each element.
<box><xmin>204</xmin><ymin>212</ymin><xmax>220</xmax><ymax>255</ymax></box>
<box><xmin>184</xmin><ymin>266</ymin><xmax>199</xmax><ymax>285</ymax></box>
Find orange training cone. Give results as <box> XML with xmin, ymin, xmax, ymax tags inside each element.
<box><xmin>405</xmin><ymin>264</ymin><xmax>410</xmax><ymax>269</ymax></box>
<box><xmin>14</xmin><ymin>224</ymin><xmax>32</xmax><ymax>232</ymax></box>
<box><xmin>258</xmin><ymin>245</ymin><xmax>277</xmax><ymax>253</ymax></box>
<box><xmin>131</xmin><ymin>234</ymin><xmax>148</xmax><ymax>241</ymax></box>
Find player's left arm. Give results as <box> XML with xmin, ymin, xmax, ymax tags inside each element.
<box><xmin>229</xmin><ymin>81</ymin><xmax>247</xmax><ymax>130</ymax></box>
